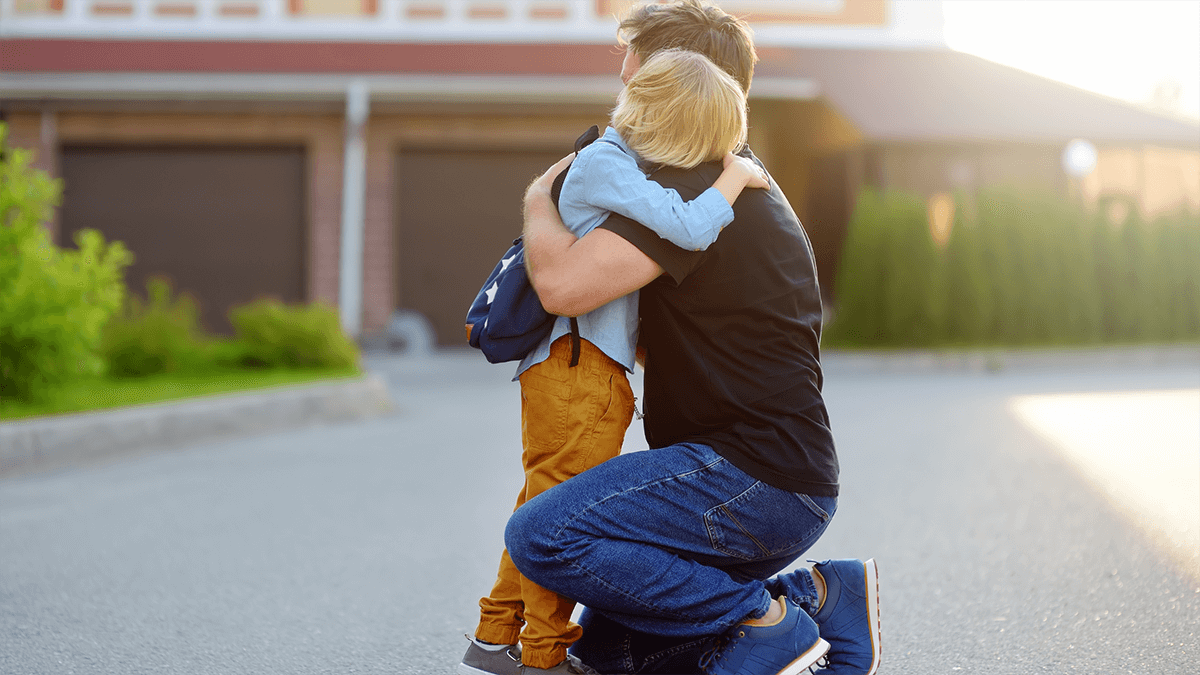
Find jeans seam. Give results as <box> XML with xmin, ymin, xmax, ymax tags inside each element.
<box><xmin>719</xmin><ymin>503</ymin><xmax>771</xmax><ymax>558</ymax></box>
<box><xmin>796</xmin><ymin>492</ymin><xmax>831</xmax><ymax>522</ymax></box>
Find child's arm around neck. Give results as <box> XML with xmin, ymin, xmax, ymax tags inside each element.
<box><xmin>563</xmin><ymin>136</ymin><xmax>767</xmax><ymax>252</ymax></box>
<box><xmin>713</xmin><ymin>152</ymin><xmax>770</xmax><ymax>207</ymax></box>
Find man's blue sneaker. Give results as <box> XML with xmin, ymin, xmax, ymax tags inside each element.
<box><xmin>811</xmin><ymin>559</ymin><xmax>881</xmax><ymax>675</ymax></box>
<box><xmin>699</xmin><ymin>596</ymin><xmax>830</xmax><ymax>675</ymax></box>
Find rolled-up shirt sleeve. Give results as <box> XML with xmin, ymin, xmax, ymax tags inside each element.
<box><xmin>566</xmin><ymin>141</ymin><xmax>733</xmax><ymax>251</ymax></box>
<box><xmin>597</xmin><ymin>211</ymin><xmax>705</xmax><ymax>286</ymax></box>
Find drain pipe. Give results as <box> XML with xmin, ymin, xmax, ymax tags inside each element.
<box><xmin>338</xmin><ymin>79</ymin><xmax>370</xmax><ymax>337</ymax></box>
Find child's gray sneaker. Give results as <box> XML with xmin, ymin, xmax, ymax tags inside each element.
<box><xmin>519</xmin><ymin>654</ymin><xmax>600</xmax><ymax>674</ymax></box>
<box><xmin>458</xmin><ymin>636</ymin><xmax>522</xmax><ymax>675</ymax></box>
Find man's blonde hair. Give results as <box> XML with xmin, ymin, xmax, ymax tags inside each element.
<box><xmin>618</xmin><ymin>0</ymin><xmax>757</xmax><ymax>95</ymax></box>
<box><xmin>611</xmin><ymin>48</ymin><xmax>747</xmax><ymax>170</ymax></box>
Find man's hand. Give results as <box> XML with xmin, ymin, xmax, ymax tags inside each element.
<box><xmin>526</xmin><ymin>153</ymin><xmax>576</xmax><ymax>205</ymax></box>
<box><xmin>522</xmin><ymin>155</ymin><xmax>663</xmax><ymax>317</ymax></box>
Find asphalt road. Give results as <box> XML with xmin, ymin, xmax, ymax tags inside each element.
<box><xmin>2</xmin><ymin>350</ymin><xmax>1197</xmax><ymax>674</ymax></box>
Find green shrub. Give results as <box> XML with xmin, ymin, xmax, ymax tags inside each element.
<box><xmin>0</xmin><ymin>125</ymin><xmax>132</xmax><ymax>403</ymax></box>
<box><xmin>101</xmin><ymin>284</ymin><xmax>363</xmax><ymax>377</ymax></box>
<box><xmin>827</xmin><ymin>185</ymin><xmax>1199</xmax><ymax>348</ymax></box>
<box><xmin>101</xmin><ymin>277</ymin><xmax>212</xmax><ymax>377</ymax></box>
<box><xmin>227</xmin><ymin>299</ymin><xmax>359</xmax><ymax>369</ymax></box>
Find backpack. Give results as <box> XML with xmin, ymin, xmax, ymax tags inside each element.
<box><xmin>463</xmin><ymin>236</ymin><xmax>579</xmax><ymax>365</ymax></box>
<box><xmin>463</xmin><ymin>126</ymin><xmax>603</xmax><ymax>366</ymax></box>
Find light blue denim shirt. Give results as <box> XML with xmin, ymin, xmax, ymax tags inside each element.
<box><xmin>515</xmin><ymin>127</ymin><xmax>734</xmax><ymax>379</ymax></box>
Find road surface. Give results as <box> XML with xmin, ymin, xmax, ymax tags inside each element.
<box><xmin>2</xmin><ymin>350</ymin><xmax>1197</xmax><ymax>674</ymax></box>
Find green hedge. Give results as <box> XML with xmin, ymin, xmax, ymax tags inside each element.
<box><xmin>226</xmin><ymin>299</ymin><xmax>359</xmax><ymax>370</ymax></box>
<box><xmin>825</xmin><ymin>187</ymin><xmax>1200</xmax><ymax>347</ymax></box>
<box><xmin>102</xmin><ymin>280</ymin><xmax>360</xmax><ymax>378</ymax></box>
<box><xmin>102</xmin><ymin>277</ymin><xmax>212</xmax><ymax>377</ymax></box>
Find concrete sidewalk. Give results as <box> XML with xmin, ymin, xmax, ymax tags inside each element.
<box><xmin>0</xmin><ymin>374</ymin><xmax>396</xmax><ymax>477</ymax></box>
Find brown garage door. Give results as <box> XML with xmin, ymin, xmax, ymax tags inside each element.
<box><xmin>396</xmin><ymin>147</ymin><xmax>569</xmax><ymax>346</ymax></box>
<box><xmin>60</xmin><ymin>145</ymin><xmax>306</xmax><ymax>334</ymax></box>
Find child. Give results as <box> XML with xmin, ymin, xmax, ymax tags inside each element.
<box><xmin>461</xmin><ymin>48</ymin><xmax>770</xmax><ymax>675</ymax></box>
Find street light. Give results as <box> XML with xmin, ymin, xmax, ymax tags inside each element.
<box><xmin>1062</xmin><ymin>138</ymin><xmax>1098</xmax><ymax>206</ymax></box>
<box><xmin>1062</xmin><ymin>138</ymin><xmax>1098</xmax><ymax>179</ymax></box>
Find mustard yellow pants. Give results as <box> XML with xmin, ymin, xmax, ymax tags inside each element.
<box><xmin>475</xmin><ymin>336</ymin><xmax>636</xmax><ymax>669</ymax></box>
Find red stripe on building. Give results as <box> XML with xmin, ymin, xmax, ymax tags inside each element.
<box><xmin>0</xmin><ymin>39</ymin><xmax>625</xmax><ymax>76</ymax></box>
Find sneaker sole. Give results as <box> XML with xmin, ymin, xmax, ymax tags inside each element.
<box><xmin>863</xmin><ymin>558</ymin><xmax>882</xmax><ymax>675</ymax></box>
<box><xmin>777</xmin><ymin>637</ymin><xmax>830</xmax><ymax>675</ymax></box>
<box><xmin>458</xmin><ymin>663</ymin><xmax>511</xmax><ymax>675</ymax></box>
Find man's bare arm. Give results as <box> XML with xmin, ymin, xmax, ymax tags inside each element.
<box><xmin>523</xmin><ymin>154</ymin><xmax>664</xmax><ymax>317</ymax></box>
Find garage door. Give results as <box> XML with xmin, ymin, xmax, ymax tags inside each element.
<box><xmin>60</xmin><ymin>146</ymin><xmax>306</xmax><ymax>334</ymax></box>
<box><xmin>396</xmin><ymin>147</ymin><xmax>569</xmax><ymax>346</ymax></box>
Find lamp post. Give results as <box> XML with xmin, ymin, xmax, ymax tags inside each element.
<box><xmin>338</xmin><ymin>79</ymin><xmax>370</xmax><ymax>337</ymax></box>
<box><xmin>1061</xmin><ymin>138</ymin><xmax>1098</xmax><ymax>204</ymax></box>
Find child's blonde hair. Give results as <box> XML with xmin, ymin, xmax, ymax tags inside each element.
<box><xmin>610</xmin><ymin>48</ymin><xmax>748</xmax><ymax>170</ymax></box>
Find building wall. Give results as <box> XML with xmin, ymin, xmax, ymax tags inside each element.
<box><xmin>1084</xmin><ymin>146</ymin><xmax>1200</xmax><ymax>219</ymax></box>
<box><xmin>856</xmin><ymin>140</ymin><xmax>1200</xmax><ymax>221</ymax></box>
<box><xmin>873</xmin><ymin>142</ymin><xmax>1064</xmax><ymax>199</ymax></box>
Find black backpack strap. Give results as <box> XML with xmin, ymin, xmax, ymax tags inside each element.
<box><xmin>569</xmin><ymin>317</ymin><xmax>581</xmax><ymax>367</ymax></box>
<box><xmin>557</xmin><ymin>126</ymin><xmax>598</xmax><ymax>369</ymax></box>
<box><xmin>574</xmin><ymin>124</ymin><xmax>601</xmax><ymax>152</ymax></box>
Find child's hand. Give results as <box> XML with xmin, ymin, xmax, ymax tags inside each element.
<box><xmin>723</xmin><ymin>152</ymin><xmax>770</xmax><ymax>189</ymax></box>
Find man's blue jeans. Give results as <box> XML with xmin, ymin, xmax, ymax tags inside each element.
<box><xmin>505</xmin><ymin>443</ymin><xmax>836</xmax><ymax>673</ymax></box>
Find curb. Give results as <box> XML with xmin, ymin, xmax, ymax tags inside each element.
<box><xmin>0</xmin><ymin>374</ymin><xmax>396</xmax><ymax>478</ymax></box>
<box><xmin>822</xmin><ymin>344</ymin><xmax>1200</xmax><ymax>375</ymax></box>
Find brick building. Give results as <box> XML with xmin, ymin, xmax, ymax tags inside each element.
<box><xmin>2</xmin><ymin>0</ymin><xmax>1197</xmax><ymax>344</ymax></box>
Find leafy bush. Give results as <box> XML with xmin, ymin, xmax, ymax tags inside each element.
<box><xmin>0</xmin><ymin>125</ymin><xmax>132</xmax><ymax>402</ymax></box>
<box><xmin>101</xmin><ymin>277</ymin><xmax>212</xmax><ymax>377</ymax></box>
<box><xmin>828</xmin><ymin>189</ymin><xmax>947</xmax><ymax>345</ymax></box>
<box><xmin>101</xmin><ymin>281</ymin><xmax>362</xmax><ymax>377</ymax></box>
<box><xmin>227</xmin><ymin>300</ymin><xmax>359</xmax><ymax>369</ymax></box>
<box><xmin>827</xmin><ymin>186</ymin><xmax>1200</xmax><ymax>348</ymax></box>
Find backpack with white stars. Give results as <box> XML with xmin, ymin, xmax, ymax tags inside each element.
<box><xmin>464</xmin><ymin>235</ymin><xmax>580</xmax><ymax>365</ymax></box>
<box><xmin>463</xmin><ymin>128</ymin><xmax>601</xmax><ymax>366</ymax></box>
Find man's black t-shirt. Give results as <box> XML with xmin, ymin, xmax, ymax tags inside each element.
<box><xmin>598</xmin><ymin>150</ymin><xmax>838</xmax><ymax>496</ymax></box>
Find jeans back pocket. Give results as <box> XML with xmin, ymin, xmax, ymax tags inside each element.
<box><xmin>704</xmin><ymin>481</ymin><xmax>833</xmax><ymax>561</ymax></box>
